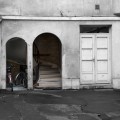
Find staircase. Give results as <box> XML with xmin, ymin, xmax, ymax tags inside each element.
<box><xmin>34</xmin><ymin>64</ymin><xmax>62</xmax><ymax>89</ymax></box>
<box><xmin>33</xmin><ymin>42</ymin><xmax>62</xmax><ymax>89</ymax></box>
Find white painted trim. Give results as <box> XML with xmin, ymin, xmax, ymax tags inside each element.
<box><xmin>80</xmin><ymin>33</ymin><xmax>111</xmax><ymax>85</ymax></box>
<box><xmin>1</xmin><ymin>16</ymin><xmax>120</xmax><ymax>21</ymax></box>
<box><xmin>80</xmin><ymin>34</ymin><xmax>95</xmax><ymax>84</ymax></box>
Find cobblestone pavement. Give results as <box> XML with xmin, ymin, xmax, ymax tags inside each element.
<box><xmin>0</xmin><ymin>89</ymin><xmax>120</xmax><ymax>120</ymax></box>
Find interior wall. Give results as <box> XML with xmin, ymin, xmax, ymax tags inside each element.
<box><xmin>6</xmin><ymin>38</ymin><xmax>27</xmax><ymax>64</ymax></box>
<box><xmin>6</xmin><ymin>38</ymin><xmax>27</xmax><ymax>80</ymax></box>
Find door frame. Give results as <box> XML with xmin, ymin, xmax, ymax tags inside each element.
<box><xmin>80</xmin><ymin>33</ymin><xmax>111</xmax><ymax>85</ymax></box>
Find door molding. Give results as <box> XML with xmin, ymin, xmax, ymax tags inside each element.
<box><xmin>80</xmin><ymin>33</ymin><xmax>111</xmax><ymax>85</ymax></box>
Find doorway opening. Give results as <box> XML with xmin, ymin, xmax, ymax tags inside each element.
<box><xmin>6</xmin><ymin>38</ymin><xmax>27</xmax><ymax>91</ymax></box>
<box><xmin>33</xmin><ymin>33</ymin><xmax>62</xmax><ymax>89</ymax></box>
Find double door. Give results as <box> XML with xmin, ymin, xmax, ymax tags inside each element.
<box><xmin>80</xmin><ymin>34</ymin><xmax>111</xmax><ymax>84</ymax></box>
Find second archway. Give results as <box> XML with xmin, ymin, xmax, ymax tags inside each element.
<box><xmin>33</xmin><ymin>33</ymin><xmax>62</xmax><ymax>89</ymax></box>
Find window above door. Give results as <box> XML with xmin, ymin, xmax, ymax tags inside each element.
<box><xmin>80</xmin><ymin>25</ymin><xmax>111</xmax><ymax>33</ymax></box>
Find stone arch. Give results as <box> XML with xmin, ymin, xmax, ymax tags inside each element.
<box><xmin>33</xmin><ymin>32</ymin><xmax>62</xmax><ymax>89</ymax></box>
<box><xmin>6</xmin><ymin>37</ymin><xmax>28</xmax><ymax>89</ymax></box>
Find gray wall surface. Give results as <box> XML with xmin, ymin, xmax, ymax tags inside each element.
<box><xmin>1</xmin><ymin>0</ymin><xmax>120</xmax><ymax>89</ymax></box>
<box><xmin>1</xmin><ymin>19</ymin><xmax>120</xmax><ymax>89</ymax></box>
<box><xmin>0</xmin><ymin>0</ymin><xmax>113</xmax><ymax>16</ymax></box>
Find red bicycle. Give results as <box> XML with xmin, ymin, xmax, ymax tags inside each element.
<box><xmin>6</xmin><ymin>64</ymin><xmax>14</xmax><ymax>92</ymax></box>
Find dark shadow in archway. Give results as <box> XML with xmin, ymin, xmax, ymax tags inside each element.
<box><xmin>33</xmin><ymin>33</ymin><xmax>62</xmax><ymax>89</ymax></box>
<box><xmin>6</xmin><ymin>37</ymin><xmax>27</xmax><ymax>91</ymax></box>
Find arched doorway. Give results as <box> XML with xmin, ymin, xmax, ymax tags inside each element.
<box><xmin>6</xmin><ymin>37</ymin><xmax>27</xmax><ymax>90</ymax></box>
<box><xmin>33</xmin><ymin>33</ymin><xmax>62</xmax><ymax>89</ymax></box>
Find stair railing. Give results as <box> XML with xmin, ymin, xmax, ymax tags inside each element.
<box><xmin>33</xmin><ymin>42</ymin><xmax>40</xmax><ymax>85</ymax></box>
<box><xmin>33</xmin><ymin>43</ymin><xmax>41</xmax><ymax>64</ymax></box>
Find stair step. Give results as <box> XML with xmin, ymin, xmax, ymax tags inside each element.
<box><xmin>40</xmin><ymin>68</ymin><xmax>57</xmax><ymax>70</ymax></box>
<box><xmin>40</xmin><ymin>64</ymin><xmax>52</xmax><ymax>67</ymax></box>
<box><xmin>39</xmin><ymin>70</ymin><xmax>59</xmax><ymax>75</ymax></box>
<box><xmin>34</xmin><ymin>63</ymin><xmax>61</xmax><ymax>88</ymax></box>
<box><xmin>35</xmin><ymin>82</ymin><xmax>61</xmax><ymax>88</ymax></box>
<box><xmin>39</xmin><ymin>66</ymin><xmax>52</xmax><ymax>69</ymax></box>
<box><xmin>39</xmin><ymin>68</ymin><xmax>58</xmax><ymax>71</ymax></box>
<box><xmin>38</xmin><ymin>78</ymin><xmax>61</xmax><ymax>82</ymax></box>
<box><xmin>40</xmin><ymin>74</ymin><xmax>61</xmax><ymax>78</ymax></box>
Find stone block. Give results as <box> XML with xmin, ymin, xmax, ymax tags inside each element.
<box><xmin>62</xmin><ymin>78</ymin><xmax>72</xmax><ymax>89</ymax></box>
<box><xmin>71</xmin><ymin>79</ymin><xmax>80</xmax><ymax>89</ymax></box>
<box><xmin>113</xmin><ymin>79</ymin><xmax>120</xmax><ymax>89</ymax></box>
<box><xmin>62</xmin><ymin>52</ymin><xmax>80</xmax><ymax>78</ymax></box>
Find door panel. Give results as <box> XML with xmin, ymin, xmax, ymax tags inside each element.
<box><xmin>82</xmin><ymin>61</ymin><xmax>93</xmax><ymax>72</ymax></box>
<box><xmin>80</xmin><ymin>34</ymin><xmax>111</xmax><ymax>84</ymax></box>
<box><xmin>97</xmin><ymin>49</ymin><xmax>108</xmax><ymax>59</ymax></box>
<box><xmin>81</xmin><ymin>74</ymin><xmax>94</xmax><ymax>83</ymax></box>
<box><xmin>97</xmin><ymin>61</ymin><xmax>108</xmax><ymax>72</ymax></box>
<box><xmin>97</xmin><ymin>74</ymin><xmax>108</xmax><ymax>81</ymax></box>
<box><xmin>82</xmin><ymin>37</ymin><xmax>93</xmax><ymax>48</ymax></box>
<box><xmin>82</xmin><ymin>50</ymin><xmax>93</xmax><ymax>60</ymax></box>
<box><xmin>97</xmin><ymin>37</ymin><xmax>108</xmax><ymax>48</ymax></box>
<box><xmin>80</xmin><ymin>35</ymin><xmax>95</xmax><ymax>84</ymax></box>
<box><xmin>96</xmin><ymin>34</ymin><xmax>110</xmax><ymax>83</ymax></box>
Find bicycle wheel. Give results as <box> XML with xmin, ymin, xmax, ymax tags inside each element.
<box><xmin>15</xmin><ymin>72</ymin><xmax>27</xmax><ymax>87</ymax></box>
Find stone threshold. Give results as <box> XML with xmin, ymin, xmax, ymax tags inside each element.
<box><xmin>79</xmin><ymin>84</ymin><xmax>113</xmax><ymax>90</ymax></box>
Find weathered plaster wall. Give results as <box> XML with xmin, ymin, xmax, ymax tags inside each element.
<box><xmin>1</xmin><ymin>20</ymin><xmax>80</xmax><ymax>89</ymax></box>
<box><xmin>113</xmin><ymin>0</ymin><xmax>120</xmax><ymax>15</ymax></box>
<box><xmin>1</xmin><ymin>20</ymin><xmax>120</xmax><ymax>89</ymax></box>
<box><xmin>112</xmin><ymin>22</ymin><xmax>120</xmax><ymax>89</ymax></box>
<box><xmin>0</xmin><ymin>22</ymin><xmax>1</xmax><ymax>88</ymax></box>
<box><xmin>0</xmin><ymin>0</ymin><xmax>20</xmax><ymax>15</ymax></box>
<box><xmin>2</xmin><ymin>20</ymin><xmax>80</xmax><ymax>75</ymax></box>
<box><xmin>0</xmin><ymin>0</ymin><xmax>113</xmax><ymax>17</ymax></box>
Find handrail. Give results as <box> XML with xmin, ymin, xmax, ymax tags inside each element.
<box><xmin>33</xmin><ymin>63</ymin><xmax>40</xmax><ymax>85</ymax></box>
<box><xmin>33</xmin><ymin>43</ymin><xmax>50</xmax><ymax>63</ymax></box>
<box><xmin>33</xmin><ymin>43</ymin><xmax>41</xmax><ymax>85</ymax></box>
<box><xmin>33</xmin><ymin>42</ymin><xmax>40</xmax><ymax>64</ymax></box>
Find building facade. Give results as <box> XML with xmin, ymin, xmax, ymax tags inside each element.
<box><xmin>0</xmin><ymin>0</ymin><xmax>120</xmax><ymax>90</ymax></box>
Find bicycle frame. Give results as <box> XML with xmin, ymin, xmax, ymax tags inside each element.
<box><xmin>7</xmin><ymin>65</ymin><xmax>13</xmax><ymax>92</ymax></box>
<box><xmin>8</xmin><ymin>73</ymin><xmax>12</xmax><ymax>83</ymax></box>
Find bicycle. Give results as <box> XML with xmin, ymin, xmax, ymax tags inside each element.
<box><xmin>15</xmin><ymin>66</ymin><xmax>27</xmax><ymax>88</ymax></box>
<box><xmin>6</xmin><ymin>64</ymin><xmax>14</xmax><ymax>92</ymax></box>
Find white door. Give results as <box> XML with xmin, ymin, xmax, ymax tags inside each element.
<box><xmin>80</xmin><ymin>34</ymin><xmax>111</xmax><ymax>84</ymax></box>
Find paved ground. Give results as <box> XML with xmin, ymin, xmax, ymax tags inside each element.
<box><xmin>0</xmin><ymin>89</ymin><xmax>120</xmax><ymax>120</ymax></box>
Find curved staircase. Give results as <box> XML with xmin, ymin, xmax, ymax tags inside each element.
<box><xmin>34</xmin><ymin>64</ymin><xmax>62</xmax><ymax>89</ymax></box>
<box><xmin>33</xmin><ymin>42</ymin><xmax>62</xmax><ymax>89</ymax></box>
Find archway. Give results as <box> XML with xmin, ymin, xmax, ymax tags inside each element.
<box><xmin>6</xmin><ymin>37</ymin><xmax>27</xmax><ymax>90</ymax></box>
<box><xmin>33</xmin><ymin>33</ymin><xmax>62</xmax><ymax>89</ymax></box>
